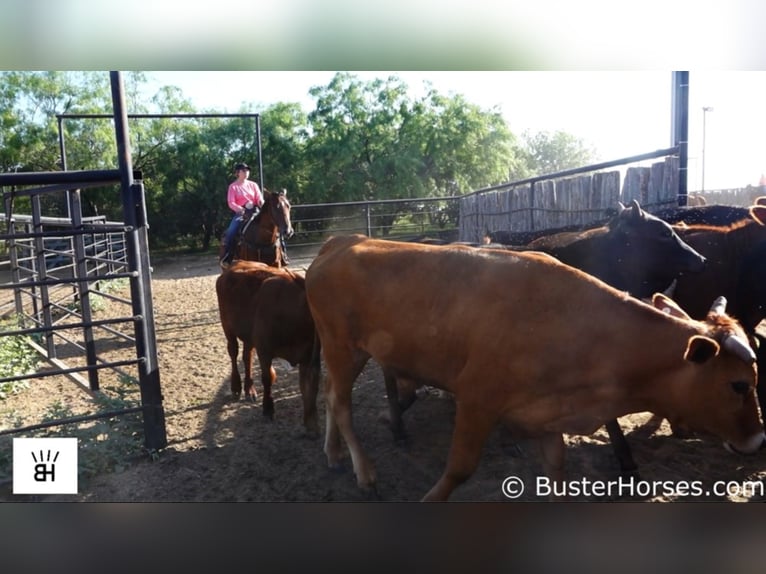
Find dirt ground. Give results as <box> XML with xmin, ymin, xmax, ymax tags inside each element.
<box><xmin>4</xmin><ymin>249</ymin><xmax>766</xmax><ymax>503</ymax></box>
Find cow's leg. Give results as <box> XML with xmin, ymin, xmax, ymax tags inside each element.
<box><xmin>298</xmin><ymin>362</ymin><xmax>320</xmax><ymax>437</ymax></box>
<box><xmin>382</xmin><ymin>370</ymin><xmax>408</xmax><ymax>443</ymax></box>
<box><xmin>754</xmin><ymin>333</ymin><xmax>766</xmax><ymax>429</ymax></box>
<box><xmin>604</xmin><ymin>419</ymin><xmax>639</xmax><ymax>477</ymax></box>
<box><xmin>226</xmin><ymin>335</ymin><xmax>242</xmax><ymax>398</ymax></box>
<box><xmin>538</xmin><ymin>433</ymin><xmax>566</xmax><ymax>501</ymax></box>
<box><xmin>258</xmin><ymin>353</ymin><xmax>277</xmax><ymax>420</ymax></box>
<box><xmin>421</xmin><ymin>401</ymin><xmax>496</xmax><ymax>501</ymax></box>
<box><xmin>242</xmin><ymin>342</ymin><xmax>257</xmax><ymax>402</ymax></box>
<box><xmin>322</xmin><ymin>348</ymin><xmax>373</xmax><ymax>492</ymax></box>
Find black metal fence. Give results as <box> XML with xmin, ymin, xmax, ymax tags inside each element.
<box><xmin>0</xmin><ymin>72</ymin><xmax>166</xmax><ymax>451</ymax></box>
<box><xmin>290</xmin><ymin>195</ymin><xmax>461</xmax><ymax>250</ymax></box>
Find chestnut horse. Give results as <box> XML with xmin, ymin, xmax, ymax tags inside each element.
<box><xmin>220</xmin><ymin>188</ymin><xmax>294</xmax><ymax>268</ymax></box>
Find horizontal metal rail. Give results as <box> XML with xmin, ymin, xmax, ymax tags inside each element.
<box><xmin>0</xmin><ymin>355</ymin><xmax>143</xmax><ymax>385</ymax></box>
<box><xmin>1</xmin><ymin>315</ymin><xmax>140</xmax><ymax>338</ymax></box>
<box><xmin>0</xmin><ymin>226</ymin><xmax>133</xmax><ymax>240</ymax></box>
<box><xmin>0</xmin><ymin>169</ymin><xmax>141</xmax><ymax>187</ymax></box>
<box><xmin>0</xmin><ymin>405</ymin><xmax>145</xmax><ymax>437</ymax></box>
<box><xmin>462</xmin><ymin>146</ymin><xmax>680</xmax><ymax>198</ymax></box>
<box><xmin>0</xmin><ymin>271</ymin><xmax>138</xmax><ymax>289</ymax></box>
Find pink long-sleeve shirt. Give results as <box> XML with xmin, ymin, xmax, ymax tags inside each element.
<box><xmin>227</xmin><ymin>179</ymin><xmax>264</xmax><ymax>215</ymax></box>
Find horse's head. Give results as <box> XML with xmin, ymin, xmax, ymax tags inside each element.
<box><xmin>265</xmin><ymin>187</ymin><xmax>294</xmax><ymax>239</ymax></box>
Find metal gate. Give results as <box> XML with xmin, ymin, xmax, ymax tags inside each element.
<box><xmin>0</xmin><ymin>72</ymin><xmax>166</xmax><ymax>452</ymax></box>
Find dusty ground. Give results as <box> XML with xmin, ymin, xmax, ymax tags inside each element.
<box><xmin>3</xmin><ymin>249</ymin><xmax>766</xmax><ymax>502</ymax></box>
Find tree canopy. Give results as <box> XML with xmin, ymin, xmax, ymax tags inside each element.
<box><xmin>1</xmin><ymin>71</ymin><xmax>599</xmax><ymax>250</ymax></box>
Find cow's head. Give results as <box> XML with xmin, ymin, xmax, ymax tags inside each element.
<box><xmin>652</xmin><ymin>293</ymin><xmax>765</xmax><ymax>454</ymax></box>
<box><xmin>609</xmin><ymin>199</ymin><xmax>707</xmax><ymax>298</ymax></box>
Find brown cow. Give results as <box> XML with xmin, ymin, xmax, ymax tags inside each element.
<box><xmin>305</xmin><ymin>234</ymin><xmax>763</xmax><ymax>501</ymax></box>
<box><xmin>216</xmin><ymin>261</ymin><xmax>320</xmax><ymax>435</ymax></box>
<box><xmin>595</xmin><ymin>202</ymin><xmax>766</xmax><ymax>477</ymax></box>
<box><xmin>671</xmin><ymin>205</ymin><xmax>766</xmax><ymax>327</ymax></box>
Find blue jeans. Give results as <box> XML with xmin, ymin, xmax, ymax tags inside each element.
<box><xmin>222</xmin><ymin>214</ymin><xmax>243</xmax><ymax>258</ymax></box>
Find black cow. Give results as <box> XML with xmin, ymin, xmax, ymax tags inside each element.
<box><xmin>525</xmin><ymin>199</ymin><xmax>706</xmax><ymax>299</ymax></box>
<box><xmin>652</xmin><ymin>204</ymin><xmax>752</xmax><ymax>227</ymax></box>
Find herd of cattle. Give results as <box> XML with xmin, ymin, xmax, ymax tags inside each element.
<box><xmin>215</xmin><ymin>197</ymin><xmax>766</xmax><ymax>501</ymax></box>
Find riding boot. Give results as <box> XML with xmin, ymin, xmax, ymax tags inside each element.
<box><xmin>220</xmin><ymin>244</ymin><xmax>233</xmax><ymax>269</ymax></box>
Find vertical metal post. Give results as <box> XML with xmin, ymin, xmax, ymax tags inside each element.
<box><xmin>255</xmin><ymin>114</ymin><xmax>264</xmax><ymax>190</ymax></box>
<box><xmin>701</xmin><ymin>106</ymin><xmax>713</xmax><ymax>192</ymax></box>
<box><xmin>671</xmin><ymin>71</ymin><xmax>689</xmax><ymax>206</ymax></box>
<box><xmin>31</xmin><ymin>195</ymin><xmax>55</xmax><ymax>358</ymax></box>
<box><xmin>110</xmin><ymin>71</ymin><xmax>167</xmax><ymax>451</ymax></box>
<box><xmin>365</xmin><ymin>204</ymin><xmax>372</xmax><ymax>236</ymax></box>
<box><xmin>69</xmin><ymin>189</ymin><xmax>99</xmax><ymax>391</ymax></box>
<box><xmin>57</xmin><ymin>116</ymin><xmax>68</xmax><ymax>171</ymax></box>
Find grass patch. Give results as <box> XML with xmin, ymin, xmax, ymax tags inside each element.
<box><xmin>0</xmin><ymin>377</ymin><xmax>145</xmax><ymax>490</ymax></box>
<box><xmin>0</xmin><ymin>316</ymin><xmax>39</xmax><ymax>400</ymax></box>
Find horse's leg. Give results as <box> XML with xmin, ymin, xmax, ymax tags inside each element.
<box><xmin>242</xmin><ymin>342</ymin><xmax>257</xmax><ymax>402</ymax></box>
<box><xmin>227</xmin><ymin>335</ymin><xmax>242</xmax><ymax>398</ymax></box>
<box><xmin>258</xmin><ymin>351</ymin><xmax>277</xmax><ymax>419</ymax></box>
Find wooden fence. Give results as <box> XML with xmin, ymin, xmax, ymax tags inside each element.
<box><xmin>460</xmin><ymin>156</ymin><xmax>680</xmax><ymax>243</ymax></box>
<box><xmin>693</xmin><ymin>185</ymin><xmax>766</xmax><ymax>207</ymax></box>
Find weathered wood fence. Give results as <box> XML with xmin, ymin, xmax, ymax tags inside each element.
<box><xmin>460</xmin><ymin>154</ymin><xmax>680</xmax><ymax>243</ymax></box>
<box><xmin>694</xmin><ymin>185</ymin><xmax>766</xmax><ymax>207</ymax></box>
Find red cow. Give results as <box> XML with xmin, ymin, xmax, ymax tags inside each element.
<box><xmin>305</xmin><ymin>234</ymin><xmax>763</xmax><ymax>501</ymax></box>
<box><xmin>216</xmin><ymin>261</ymin><xmax>320</xmax><ymax>435</ymax></box>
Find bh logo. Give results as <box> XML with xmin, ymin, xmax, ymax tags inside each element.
<box><xmin>13</xmin><ymin>438</ymin><xmax>78</xmax><ymax>495</ymax></box>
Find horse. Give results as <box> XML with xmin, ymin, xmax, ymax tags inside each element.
<box><xmin>221</xmin><ymin>188</ymin><xmax>294</xmax><ymax>268</ymax></box>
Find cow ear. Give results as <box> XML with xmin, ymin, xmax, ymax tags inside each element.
<box><xmin>685</xmin><ymin>335</ymin><xmax>721</xmax><ymax>364</ymax></box>
<box><xmin>652</xmin><ymin>292</ymin><xmax>691</xmax><ymax>320</ymax></box>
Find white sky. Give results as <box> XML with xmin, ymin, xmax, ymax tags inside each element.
<box><xmin>144</xmin><ymin>71</ymin><xmax>766</xmax><ymax>191</ymax></box>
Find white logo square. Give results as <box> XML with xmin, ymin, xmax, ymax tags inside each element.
<box><xmin>13</xmin><ymin>437</ymin><xmax>79</xmax><ymax>495</ymax></box>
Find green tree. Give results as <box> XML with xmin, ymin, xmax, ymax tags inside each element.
<box><xmin>258</xmin><ymin>102</ymin><xmax>310</xmax><ymax>201</ymax></box>
<box><xmin>519</xmin><ymin>129</ymin><xmax>599</xmax><ymax>176</ymax></box>
<box><xmin>0</xmin><ymin>71</ymin><xmax>115</xmax><ymax>216</ymax></box>
<box><xmin>305</xmin><ymin>73</ymin><xmax>412</xmax><ymax>204</ymax></box>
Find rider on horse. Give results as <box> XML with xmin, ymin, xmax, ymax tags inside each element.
<box><xmin>220</xmin><ymin>162</ymin><xmax>264</xmax><ymax>269</ymax></box>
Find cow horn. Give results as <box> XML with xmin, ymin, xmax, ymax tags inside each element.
<box><xmin>723</xmin><ymin>334</ymin><xmax>757</xmax><ymax>365</ymax></box>
<box><xmin>708</xmin><ymin>296</ymin><xmax>727</xmax><ymax>316</ymax></box>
